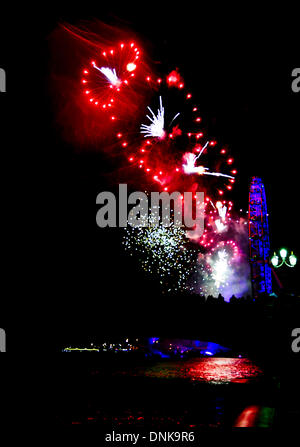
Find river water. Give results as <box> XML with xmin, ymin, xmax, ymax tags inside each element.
<box><xmin>56</xmin><ymin>357</ymin><xmax>278</xmax><ymax>427</ymax></box>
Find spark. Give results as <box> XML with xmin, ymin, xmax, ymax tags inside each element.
<box><xmin>203</xmin><ymin>171</ymin><xmax>235</xmax><ymax>179</ymax></box>
<box><xmin>195</xmin><ymin>141</ymin><xmax>209</xmax><ymax>159</ymax></box>
<box><xmin>183</xmin><ymin>153</ymin><xmax>207</xmax><ymax>175</ymax></box>
<box><xmin>140</xmin><ymin>96</ymin><xmax>166</xmax><ymax>139</ymax></box>
<box><xmin>182</xmin><ymin>148</ymin><xmax>235</xmax><ymax>179</ymax></box>
<box><xmin>216</xmin><ymin>201</ymin><xmax>227</xmax><ymax>220</ymax></box>
<box><xmin>169</xmin><ymin>112</ymin><xmax>181</xmax><ymax>127</ymax></box>
<box><xmin>215</xmin><ymin>198</ymin><xmax>228</xmax><ymax>231</ymax></box>
<box><xmin>123</xmin><ymin>218</ymin><xmax>198</xmax><ymax>293</ymax></box>
<box><xmin>92</xmin><ymin>63</ymin><xmax>121</xmax><ymax>86</ymax></box>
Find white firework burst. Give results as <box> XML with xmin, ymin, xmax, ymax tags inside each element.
<box><xmin>140</xmin><ymin>96</ymin><xmax>166</xmax><ymax>139</ymax></box>
<box><xmin>92</xmin><ymin>63</ymin><xmax>121</xmax><ymax>87</ymax></box>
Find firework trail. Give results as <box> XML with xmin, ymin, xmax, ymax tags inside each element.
<box><xmin>50</xmin><ymin>20</ymin><xmax>236</xmax><ymax>201</ymax></box>
<box><xmin>112</xmin><ymin>71</ymin><xmax>237</xmax><ymax>204</ymax></box>
<box><xmin>82</xmin><ymin>41</ymin><xmax>142</xmax><ymax>111</ymax></box>
<box><xmin>140</xmin><ymin>96</ymin><xmax>167</xmax><ymax>139</ymax></box>
<box><xmin>51</xmin><ymin>22</ymin><xmax>250</xmax><ymax>297</ymax></box>
<box><xmin>49</xmin><ymin>20</ymin><xmax>153</xmax><ymax>148</ymax></box>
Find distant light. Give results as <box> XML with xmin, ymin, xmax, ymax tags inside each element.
<box><xmin>289</xmin><ymin>252</ymin><xmax>297</xmax><ymax>266</ymax></box>
<box><xmin>280</xmin><ymin>248</ymin><xmax>287</xmax><ymax>260</ymax></box>
<box><xmin>271</xmin><ymin>254</ymin><xmax>279</xmax><ymax>267</ymax></box>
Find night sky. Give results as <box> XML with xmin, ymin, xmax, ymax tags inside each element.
<box><xmin>1</xmin><ymin>3</ymin><xmax>299</xmax><ymax>349</ymax></box>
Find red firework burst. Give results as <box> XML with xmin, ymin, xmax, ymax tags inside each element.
<box><xmin>81</xmin><ymin>41</ymin><xmax>142</xmax><ymax>113</ymax></box>
<box><xmin>49</xmin><ymin>21</ymin><xmax>153</xmax><ymax>147</ymax></box>
<box><xmin>112</xmin><ymin>71</ymin><xmax>237</xmax><ymax>202</ymax></box>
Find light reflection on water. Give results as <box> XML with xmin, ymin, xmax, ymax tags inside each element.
<box><xmin>57</xmin><ymin>357</ymin><xmax>272</xmax><ymax>426</ymax></box>
<box><xmin>130</xmin><ymin>357</ymin><xmax>263</xmax><ymax>384</ymax></box>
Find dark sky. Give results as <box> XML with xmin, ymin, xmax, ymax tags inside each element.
<box><xmin>1</xmin><ymin>3</ymin><xmax>299</xmax><ymax>348</ymax></box>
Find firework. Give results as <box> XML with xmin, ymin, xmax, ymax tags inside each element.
<box><xmin>52</xmin><ymin>23</ymin><xmax>247</xmax><ymax>296</ymax></box>
<box><xmin>196</xmin><ymin>234</ymin><xmax>251</xmax><ymax>300</ymax></box>
<box><xmin>113</xmin><ymin>70</ymin><xmax>237</xmax><ymax>203</ymax></box>
<box><xmin>196</xmin><ymin>253</ymin><xmax>230</xmax><ymax>297</ymax></box>
<box><xmin>140</xmin><ymin>96</ymin><xmax>166</xmax><ymax>139</ymax></box>
<box><xmin>214</xmin><ymin>201</ymin><xmax>228</xmax><ymax>233</ymax></box>
<box><xmin>82</xmin><ymin>41</ymin><xmax>141</xmax><ymax>112</ymax></box>
<box><xmin>166</xmin><ymin>69</ymin><xmax>185</xmax><ymax>89</ymax></box>
<box><xmin>182</xmin><ymin>147</ymin><xmax>234</xmax><ymax>181</ymax></box>
<box><xmin>211</xmin><ymin>250</ymin><xmax>230</xmax><ymax>287</ymax></box>
<box><xmin>123</xmin><ymin>216</ymin><xmax>199</xmax><ymax>293</ymax></box>
<box><xmin>119</xmin><ymin>70</ymin><xmax>241</xmax><ymax>294</ymax></box>
<box><xmin>93</xmin><ymin>66</ymin><xmax>120</xmax><ymax>86</ymax></box>
<box><xmin>50</xmin><ymin>21</ymin><xmax>154</xmax><ymax>146</ymax></box>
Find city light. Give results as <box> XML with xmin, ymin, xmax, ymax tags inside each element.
<box><xmin>279</xmin><ymin>248</ymin><xmax>287</xmax><ymax>260</ymax></box>
<box><xmin>271</xmin><ymin>249</ymin><xmax>297</xmax><ymax>268</ymax></box>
